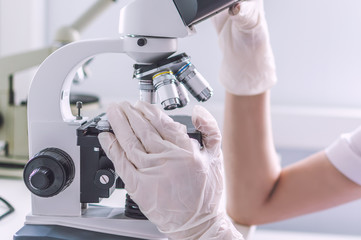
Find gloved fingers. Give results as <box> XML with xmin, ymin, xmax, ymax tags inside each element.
<box><xmin>135</xmin><ymin>101</ymin><xmax>192</xmax><ymax>150</ymax></box>
<box><xmin>120</xmin><ymin>101</ymin><xmax>170</xmax><ymax>154</ymax></box>
<box><xmin>192</xmin><ymin>105</ymin><xmax>222</xmax><ymax>158</ymax></box>
<box><xmin>106</xmin><ymin>102</ymin><xmax>149</xmax><ymax>168</ymax></box>
<box><xmin>98</xmin><ymin>132</ymin><xmax>138</xmax><ymax>193</ymax></box>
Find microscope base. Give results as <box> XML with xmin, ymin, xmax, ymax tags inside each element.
<box><xmin>14</xmin><ymin>225</ymin><xmax>144</xmax><ymax>240</ymax></box>
<box><xmin>22</xmin><ymin>206</ymin><xmax>167</xmax><ymax>240</ymax></box>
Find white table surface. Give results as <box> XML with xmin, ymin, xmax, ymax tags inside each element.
<box><xmin>1</xmin><ymin>178</ymin><xmax>360</xmax><ymax>240</ymax></box>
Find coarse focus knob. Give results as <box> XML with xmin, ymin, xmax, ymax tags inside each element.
<box><xmin>24</xmin><ymin>148</ymin><xmax>75</xmax><ymax>197</ymax></box>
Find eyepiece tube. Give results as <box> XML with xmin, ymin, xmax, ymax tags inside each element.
<box><xmin>173</xmin><ymin>0</ymin><xmax>241</xmax><ymax>26</ymax></box>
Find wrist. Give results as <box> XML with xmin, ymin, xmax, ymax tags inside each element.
<box><xmin>199</xmin><ymin>213</ymin><xmax>244</xmax><ymax>240</ymax></box>
<box><xmin>161</xmin><ymin>212</ymin><xmax>243</xmax><ymax>240</ymax></box>
<box><xmin>219</xmin><ymin>34</ymin><xmax>277</xmax><ymax>96</ymax></box>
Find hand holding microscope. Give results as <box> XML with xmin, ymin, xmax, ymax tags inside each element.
<box><xmin>15</xmin><ymin>0</ymin><xmax>240</xmax><ymax>239</ymax></box>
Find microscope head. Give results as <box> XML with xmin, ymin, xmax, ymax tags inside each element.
<box><xmin>119</xmin><ymin>0</ymin><xmax>240</xmax><ymax>38</ymax></box>
<box><xmin>174</xmin><ymin>0</ymin><xmax>242</xmax><ymax>27</ymax></box>
<box><xmin>120</xmin><ymin>0</ymin><xmax>240</xmax><ymax>109</ymax></box>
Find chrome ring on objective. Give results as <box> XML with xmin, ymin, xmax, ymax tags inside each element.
<box><xmin>152</xmin><ymin>71</ymin><xmax>181</xmax><ymax>110</ymax></box>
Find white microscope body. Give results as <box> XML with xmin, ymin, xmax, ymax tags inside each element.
<box><xmin>16</xmin><ymin>0</ymin><xmax>239</xmax><ymax>239</ymax></box>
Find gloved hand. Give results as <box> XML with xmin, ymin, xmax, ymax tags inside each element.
<box><xmin>326</xmin><ymin>126</ymin><xmax>361</xmax><ymax>186</ymax></box>
<box><xmin>213</xmin><ymin>0</ymin><xmax>277</xmax><ymax>95</ymax></box>
<box><xmin>98</xmin><ymin>101</ymin><xmax>243</xmax><ymax>240</ymax></box>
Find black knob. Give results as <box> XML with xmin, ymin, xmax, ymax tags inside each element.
<box><xmin>94</xmin><ymin>169</ymin><xmax>115</xmax><ymax>190</ymax></box>
<box><xmin>76</xmin><ymin>101</ymin><xmax>83</xmax><ymax>120</ymax></box>
<box><xmin>137</xmin><ymin>38</ymin><xmax>147</xmax><ymax>47</ymax></box>
<box><xmin>24</xmin><ymin>148</ymin><xmax>75</xmax><ymax>197</ymax></box>
<box><xmin>29</xmin><ymin>167</ymin><xmax>54</xmax><ymax>190</ymax></box>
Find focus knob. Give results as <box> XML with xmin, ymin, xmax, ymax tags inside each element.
<box><xmin>24</xmin><ymin>148</ymin><xmax>75</xmax><ymax>197</ymax></box>
<box><xmin>29</xmin><ymin>167</ymin><xmax>54</xmax><ymax>190</ymax></box>
<box><xmin>94</xmin><ymin>169</ymin><xmax>115</xmax><ymax>189</ymax></box>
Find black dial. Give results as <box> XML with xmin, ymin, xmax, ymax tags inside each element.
<box><xmin>29</xmin><ymin>167</ymin><xmax>54</xmax><ymax>190</ymax></box>
<box><xmin>24</xmin><ymin>148</ymin><xmax>75</xmax><ymax>197</ymax></box>
<box><xmin>94</xmin><ymin>168</ymin><xmax>116</xmax><ymax>190</ymax></box>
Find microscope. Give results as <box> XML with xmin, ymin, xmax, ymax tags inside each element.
<box><xmin>15</xmin><ymin>0</ymin><xmax>240</xmax><ymax>239</ymax></box>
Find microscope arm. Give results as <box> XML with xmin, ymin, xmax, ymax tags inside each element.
<box><xmin>28</xmin><ymin>37</ymin><xmax>177</xmax><ymax>125</ymax></box>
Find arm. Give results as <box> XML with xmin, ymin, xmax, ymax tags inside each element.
<box><xmin>223</xmin><ymin>91</ymin><xmax>361</xmax><ymax>225</ymax></box>
<box><xmin>215</xmin><ymin>0</ymin><xmax>361</xmax><ymax>226</ymax></box>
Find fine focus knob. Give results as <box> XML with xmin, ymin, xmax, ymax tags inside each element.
<box><xmin>29</xmin><ymin>167</ymin><xmax>54</xmax><ymax>190</ymax></box>
<box><xmin>24</xmin><ymin>148</ymin><xmax>75</xmax><ymax>197</ymax></box>
<box><xmin>94</xmin><ymin>169</ymin><xmax>115</xmax><ymax>190</ymax></box>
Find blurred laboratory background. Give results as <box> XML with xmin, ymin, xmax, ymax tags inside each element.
<box><xmin>1</xmin><ymin>0</ymin><xmax>361</xmax><ymax>237</ymax></box>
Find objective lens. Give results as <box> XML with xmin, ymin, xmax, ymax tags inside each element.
<box><xmin>175</xmin><ymin>80</ymin><xmax>189</xmax><ymax>108</ymax></box>
<box><xmin>139</xmin><ymin>79</ymin><xmax>157</xmax><ymax>104</ymax></box>
<box><xmin>175</xmin><ymin>62</ymin><xmax>213</xmax><ymax>102</ymax></box>
<box><xmin>152</xmin><ymin>71</ymin><xmax>180</xmax><ymax>110</ymax></box>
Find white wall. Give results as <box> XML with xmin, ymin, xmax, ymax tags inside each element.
<box><xmin>0</xmin><ymin>0</ymin><xmax>46</xmax><ymax>103</ymax></box>
<box><xmin>0</xmin><ymin>0</ymin><xmax>46</xmax><ymax>55</ymax></box>
<box><xmin>266</xmin><ymin>0</ymin><xmax>361</xmax><ymax>109</ymax></box>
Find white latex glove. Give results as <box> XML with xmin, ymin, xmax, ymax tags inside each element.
<box><xmin>98</xmin><ymin>101</ymin><xmax>243</xmax><ymax>240</ymax></box>
<box><xmin>213</xmin><ymin>0</ymin><xmax>277</xmax><ymax>95</ymax></box>
<box><xmin>326</xmin><ymin>126</ymin><xmax>361</xmax><ymax>186</ymax></box>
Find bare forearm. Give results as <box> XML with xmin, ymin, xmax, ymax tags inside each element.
<box><xmin>258</xmin><ymin>151</ymin><xmax>361</xmax><ymax>224</ymax></box>
<box><xmin>223</xmin><ymin>91</ymin><xmax>280</xmax><ymax>223</ymax></box>
<box><xmin>223</xmin><ymin>92</ymin><xmax>361</xmax><ymax>225</ymax></box>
